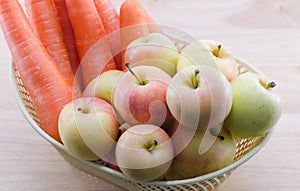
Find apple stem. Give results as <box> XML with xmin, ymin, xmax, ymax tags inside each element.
<box><xmin>147</xmin><ymin>140</ymin><xmax>158</xmax><ymax>152</ymax></box>
<box><xmin>125</xmin><ymin>63</ymin><xmax>147</xmax><ymax>85</ymax></box>
<box><xmin>266</xmin><ymin>81</ymin><xmax>276</xmax><ymax>89</ymax></box>
<box><xmin>192</xmin><ymin>69</ymin><xmax>200</xmax><ymax>89</ymax></box>
<box><xmin>77</xmin><ymin>107</ymin><xmax>89</xmax><ymax>114</ymax></box>
<box><xmin>210</xmin><ymin>129</ymin><xmax>225</xmax><ymax>141</ymax></box>
<box><xmin>213</xmin><ymin>44</ymin><xmax>222</xmax><ymax>57</ymax></box>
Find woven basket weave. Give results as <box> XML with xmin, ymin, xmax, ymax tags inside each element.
<box><xmin>10</xmin><ymin>38</ymin><xmax>273</xmax><ymax>191</ymax></box>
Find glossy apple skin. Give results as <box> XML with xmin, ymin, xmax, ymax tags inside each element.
<box><xmin>113</xmin><ymin>66</ymin><xmax>172</xmax><ymax>126</ymax></box>
<box><xmin>58</xmin><ymin>97</ymin><xmax>119</xmax><ymax>160</ymax></box>
<box><xmin>115</xmin><ymin>124</ymin><xmax>174</xmax><ymax>181</ymax></box>
<box><xmin>83</xmin><ymin>70</ymin><xmax>123</xmax><ymax>104</ymax></box>
<box><xmin>125</xmin><ymin>33</ymin><xmax>179</xmax><ymax>76</ymax></box>
<box><xmin>224</xmin><ymin>72</ymin><xmax>282</xmax><ymax>138</ymax></box>
<box><xmin>177</xmin><ymin>40</ymin><xmax>238</xmax><ymax>81</ymax></box>
<box><xmin>170</xmin><ymin>124</ymin><xmax>236</xmax><ymax>179</ymax></box>
<box><xmin>166</xmin><ymin>65</ymin><xmax>233</xmax><ymax>131</ymax></box>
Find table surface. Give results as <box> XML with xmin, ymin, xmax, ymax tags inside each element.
<box><xmin>1</xmin><ymin>0</ymin><xmax>300</xmax><ymax>191</ymax></box>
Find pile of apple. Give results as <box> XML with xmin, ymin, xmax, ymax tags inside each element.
<box><xmin>58</xmin><ymin>33</ymin><xmax>282</xmax><ymax>182</ymax></box>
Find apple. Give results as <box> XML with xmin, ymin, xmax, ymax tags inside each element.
<box><xmin>113</xmin><ymin>65</ymin><xmax>172</xmax><ymax>126</ymax></box>
<box><xmin>163</xmin><ymin>169</ymin><xmax>185</xmax><ymax>181</ymax></box>
<box><xmin>58</xmin><ymin>97</ymin><xmax>119</xmax><ymax>160</ymax></box>
<box><xmin>169</xmin><ymin>124</ymin><xmax>236</xmax><ymax>179</ymax></box>
<box><xmin>166</xmin><ymin>65</ymin><xmax>233</xmax><ymax>132</ymax></box>
<box><xmin>83</xmin><ymin>70</ymin><xmax>124</xmax><ymax>104</ymax></box>
<box><xmin>119</xmin><ymin>123</ymin><xmax>131</xmax><ymax>134</ymax></box>
<box><xmin>125</xmin><ymin>33</ymin><xmax>179</xmax><ymax>76</ymax></box>
<box><xmin>115</xmin><ymin>124</ymin><xmax>174</xmax><ymax>181</ymax></box>
<box><xmin>166</xmin><ymin>120</ymin><xmax>196</xmax><ymax>156</ymax></box>
<box><xmin>177</xmin><ymin>40</ymin><xmax>238</xmax><ymax>81</ymax></box>
<box><xmin>224</xmin><ymin>72</ymin><xmax>282</xmax><ymax>138</ymax></box>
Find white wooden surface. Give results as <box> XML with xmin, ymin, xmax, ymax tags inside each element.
<box><xmin>1</xmin><ymin>0</ymin><xmax>300</xmax><ymax>190</ymax></box>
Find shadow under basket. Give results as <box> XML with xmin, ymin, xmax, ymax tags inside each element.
<box><xmin>10</xmin><ymin>54</ymin><xmax>274</xmax><ymax>190</ymax></box>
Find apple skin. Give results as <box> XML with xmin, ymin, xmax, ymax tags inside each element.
<box><xmin>224</xmin><ymin>72</ymin><xmax>282</xmax><ymax>138</ymax></box>
<box><xmin>125</xmin><ymin>33</ymin><xmax>179</xmax><ymax>76</ymax></box>
<box><xmin>58</xmin><ymin>97</ymin><xmax>119</xmax><ymax>160</ymax></box>
<box><xmin>83</xmin><ymin>70</ymin><xmax>124</xmax><ymax>104</ymax></box>
<box><xmin>115</xmin><ymin>124</ymin><xmax>174</xmax><ymax>181</ymax></box>
<box><xmin>113</xmin><ymin>65</ymin><xmax>172</xmax><ymax>126</ymax></box>
<box><xmin>166</xmin><ymin>65</ymin><xmax>233</xmax><ymax>131</ymax></box>
<box><xmin>177</xmin><ymin>40</ymin><xmax>238</xmax><ymax>81</ymax></box>
<box><xmin>169</xmin><ymin>124</ymin><xmax>236</xmax><ymax>179</ymax></box>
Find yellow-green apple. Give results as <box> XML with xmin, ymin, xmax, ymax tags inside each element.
<box><xmin>58</xmin><ymin>97</ymin><xmax>119</xmax><ymax>160</ymax></box>
<box><xmin>177</xmin><ymin>40</ymin><xmax>238</xmax><ymax>81</ymax></box>
<box><xmin>115</xmin><ymin>124</ymin><xmax>174</xmax><ymax>181</ymax></box>
<box><xmin>113</xmin><ymin>65</ymin><xmax>172</xmax><ymax>126</ymax></box>
<box><xmin>166</xmin><ymin>65</ymin><xmax>233</xmax><ymax>132</ymax></box>
<box><xmin>169</xmin><ymin>124</ymin><xmax>236</xmax><ymax>179</ymax></box>
<box><xmin>163</xmin><ymin>169</ymin><xmax>185</xmax><ymax>181</ymax></box>
<box><xmin>224</xmin><ymin>72</ymin><xmax>282</xmax><ymax>138</ymax></box>
<box><xmin>83</xmin><ymin>70</ymin><xmax>123</xmax><ymax>104</ymax></box>
<box><xmin>125</xmin><ymin>33</ymin><xmax>179</xmax><ymax>76</ymax></box>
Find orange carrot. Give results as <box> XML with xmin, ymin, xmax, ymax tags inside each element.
<box><xmin>94</xmin><ymin>0</ymin><xmax>122</xmax><ymax>70</ymax></box>
<box><xmin>65</xmin><ymin>0</ymin><xmax>117</xmax><ymax>87</ymax></box>
<box><xmin>25</xmin><ymin>0</ymin><xmax>73</xmax><ymax>84</ymax></box>
<box><xmin>120</xmin><ymin>0</ymin><xmax>162</xmax><ymax>70</ymax></box>
<box><xmin>146</xmin><ymin>10</ymin><xmax>162</xmax><ymax>34</ymax></box>
<box><xmin>25</xmin><ymin>0</ymin><xmax>82</xmax><ymax>95</ymax></box>
<box><xmin>0</xmin><ymin>0</ymin><xmax>73</xmax><ymax>143</ymax></box>
<box><xmin>52</xmin><ymin>0</ymin><xmax>80</xmax><ymax>73</ymax></box>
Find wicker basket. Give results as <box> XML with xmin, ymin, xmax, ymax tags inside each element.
<box><xmin>10</xmin><ymin>41</ymin><xmax>274</xmax><ymax>190</ymax></box>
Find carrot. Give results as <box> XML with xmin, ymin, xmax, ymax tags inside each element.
<box><xmin>0</xmin><ymin>0</ymin><xmax>73</xmax><ymax>143</ymax></box>
<box><xmin>52</xmin><ymin>0</ymin><xmax>80</xmax><ymax>73</ymax></box>
<box><xmin>65</xmin><ymin>0</ymin><xmax>117</xmax><ymax>87</ymax></box>
<box><xmin>146</xmin><ymin>11</ymin><xmax>162</xmax><ymax>34</ymax></box>
<box><xmin>94</xmin><ymin>0</ymin><xmax>122</xmax><ymax>70</ymax></box>
<box><xmin>120</xmin><ymin>0</ymin><xmax>162</xmax><ymax>70</ymax></box>
<box><xmin>25</xmin><ymin>0</ymin><xmax>78</xmax><ymax>87</ymax></box>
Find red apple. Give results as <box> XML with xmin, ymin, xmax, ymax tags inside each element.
<box><xmin>115</xmin><ymin>124</ymin><xmax>174</xmax><ymax>181</ymax></box>
<box><xmin>167</xmin><ymin>65</ymin><xmax>232</xmax><ymax>131</ymax></box>
<box><xmin>125</xmin><ymin>33</ymin><xmax>179</xmax><ymax>76</ymax></box>
<box><xmin>177</xmin><ymin>40</ymin><xmax>238</xmax><ymax>81</ymax></box>
<box><xmin>113</xmin><ymin>65</ymin><xmax>172</xmax><ymax>126</ymax></box>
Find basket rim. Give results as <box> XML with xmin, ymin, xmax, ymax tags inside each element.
<box><xmin>9</xmin><ymin>57</ymin><xmax>275</xmax><ymax>186</ymax></box>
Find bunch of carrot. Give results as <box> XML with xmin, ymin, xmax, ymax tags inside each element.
<box><xmin>0</xmin><ymin>0</ymin><xmax>161</xmax><ymax>142</ymax></box>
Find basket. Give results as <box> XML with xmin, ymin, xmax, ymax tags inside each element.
<box><xmin>10</xmin><ymin>41</ymin><xmax>274</xmax><ymax>190</ymax></box>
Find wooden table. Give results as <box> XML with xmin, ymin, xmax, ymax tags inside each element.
<box><xmin>1</xmin><ymin>0</ymin><xmax>299</xmax><ymax>190</ymax></box>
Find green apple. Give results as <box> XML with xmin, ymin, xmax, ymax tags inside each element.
<box><xmin>163</xmin><ymin>169</ymin><xmax>185</xmax><ymax>181</ymax></box>
<box><xmin>177</xmin><ymin>40</ymin><xmax>238</xmax><ymax>81</ymax></box>
<box><xmin>125</xmin><ymin>33</ymin><xmax>179</xmax><ymax>76</ymax></box>
<box><xmin>83</xmin><ymin>70</ymin><xmax>124</xmax><ymax>104</ymax></box>
<box><xmin>58</xmin><ymin>97</ymin><xmax>119</xmax><ymax>160</ymax></box>
<box><xmin>170</xmin><ymin>124</ymin><xmax>236</xmax><ymax>179</ymax></box>
<box><xmin>224</xmin><ymin>72</ymin><xmax>282</xmax><ymax>138</ymax></box>
<box><xmin>115</xmin><ymin>124</ymin><xmax>174</xmax><ymax>181</ymax></box>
